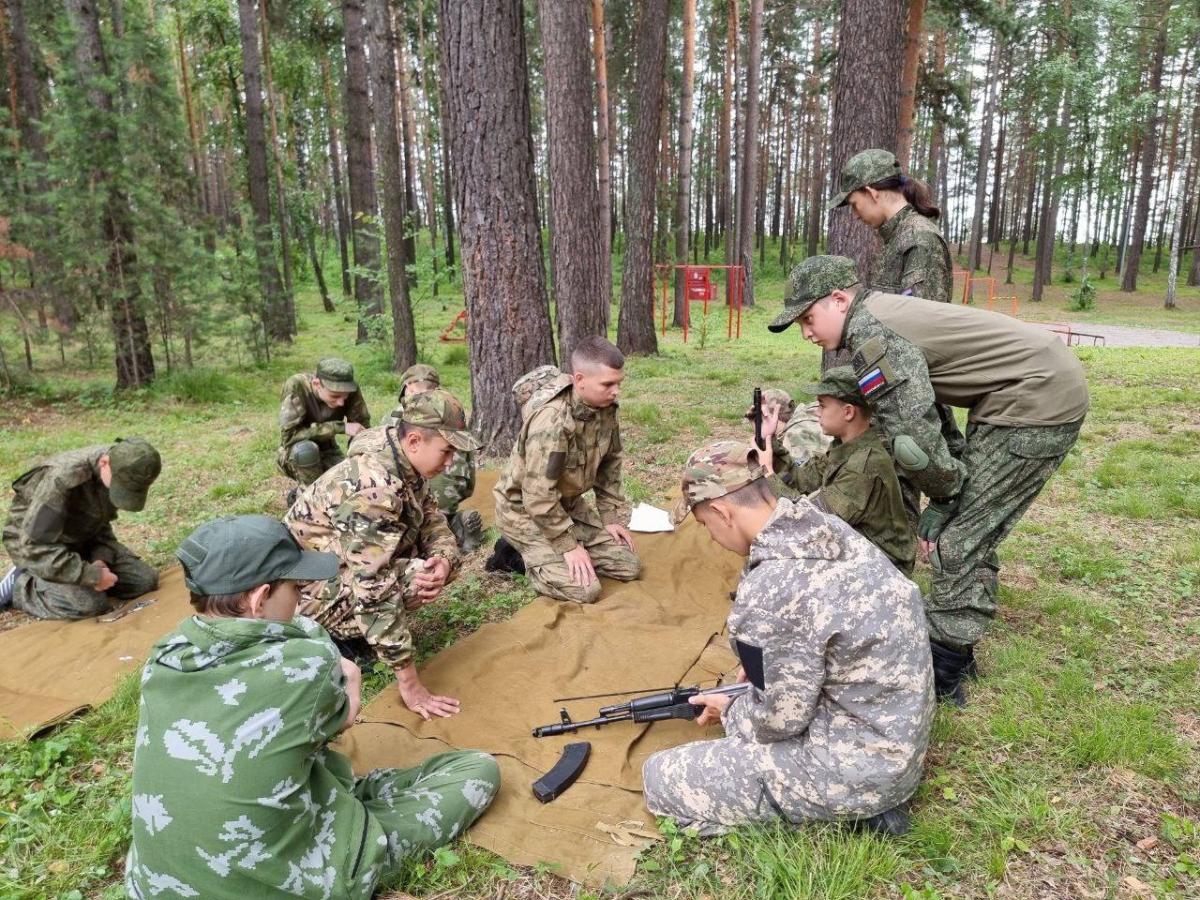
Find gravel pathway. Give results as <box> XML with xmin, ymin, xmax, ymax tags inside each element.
<box><xmin>1032</xmin><ymin>322</ymin><xmax>1200</xmax><ymax>348</ymax></box>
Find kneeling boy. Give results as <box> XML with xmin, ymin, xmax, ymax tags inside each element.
<box><xmin>642</xmin><ymin>442</ymin><xmax>933</xmax><ymax>836</ymax></box>
<box><xmin>127</xmin><ymin>515</ymin><xmax>498</xmax><ymax>899</ymax></box>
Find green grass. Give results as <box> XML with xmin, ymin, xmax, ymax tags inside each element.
<box><xmin>1</xmin><ymin>248</ymin><xmax>1199</xmax><ymax>898</ymax></box>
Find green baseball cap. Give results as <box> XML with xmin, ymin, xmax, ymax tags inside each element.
<box><xmin>106</xmin><ymin>438</ymin><xmax>161</xmax><ymax>511</ymax></box>
<box><xmin>397</xmin><ymin>388</ymin><xmax>483</xmax><ymax>452</ymax></box>
<box><xmin>399</xmin><ymin>364</ymin><xmax>440</xmax><ymax>395</ymax></box>
<box><xmin>176</xmin><ymin>515</ymin><xmax>338</xmax><ymax>595</ymax></box>
<box><xmin>805</xmin><ymin>366</ymin><xmax>868</xmax><ymax>407</ymax></box>
<box><xmin>767</xmin><ymin>256</ymin><xmax>860</xmax><ymax>333</ymax></box>
<box><xmin>673</xmin><ymin>440</ymin><xmax>766</xmax><ymax>524</ymax></box>
<box><xmin>827</xmin><ymin>148</ymin><xmax>903</xmax><ymax>212</ymax></box>
<box><xmin>315</xmin><ymin>357</ymin><xmax>358</xmax><ymax>393</ymax></box>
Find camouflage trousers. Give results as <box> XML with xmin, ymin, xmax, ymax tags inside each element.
<box><xmin>13</xmin><ymin>543</ymin><xmax>157</xmax><ymax>620</ymax></box>
<box><xmin>300</xmin><ymin>559</ymin><xmax>423</xmax><ymax>670</ymax></box>
<box><xmin>927</xmin><ymin>419</ymin><xmax>1082</xmax><ymax>650</ymax></box>
<box><xmin>277</xmin><ymin>440</ymin><xmax>345</xmax><ymax>486</ymax></box>
<box><xmin>358</xmin><ymin>750</ymin><xmax>500</xmax><ymax>871</ymax></box>
<box><xmin>504</xmin><ymin>519</ymin><xmax>640</xmax><ymax>604</ymax></box>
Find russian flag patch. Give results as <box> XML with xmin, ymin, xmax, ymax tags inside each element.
<box><xmin>859</xmin><ymin>367</ymin><xmax>887</xmax><ymax>397</ymax></box>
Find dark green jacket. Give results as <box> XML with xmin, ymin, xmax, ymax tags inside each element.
<box><xmin>3</xmin><ymin>446</ymin><xmax>122</xmax><ymax>587</ymax></box>
<box><xmin>775</xmin><ymin>427</ymin><xmax>916</xmax><ymax>576</ymax></box>
<box><xmin>278</xmin><ymin>373</ymin><xmax>371</xmax><ymax>451</ymax></box>
<box><xmin>869</xmin><ymin>205</ymin><xmax>953</xmax><ymax>304</ymax></box>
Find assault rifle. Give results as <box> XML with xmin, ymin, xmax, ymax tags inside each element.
<box><xmin>531</xmin><ymin>682</ymin><xmax>751</xmax><ymax>738</ymax></box>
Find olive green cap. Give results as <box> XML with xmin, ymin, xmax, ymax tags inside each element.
<box><xmin>106</xmin><ymin>437</ymin><xmax>161</xmax><ymax>512</ymax></box>
<box><xmin>805</xmin><ymin>366</ymin><xmax>868</xmax><ymax>408</ymax></box>
<box><xmin>827</xmin><ymin>148</ymin><xmax>903</xmax><ymax>212</ymax></box>
<box><xmin>672</xmin><ymin>440</ymin><xmax>766</xmax><ymax>524</ymax></box>
<box><xmin>397</xmin><ymin>388</ymin><xmax>483</xmax><ymax>452</ymax></box>
<box><xmin>315</xmin><ymin>357</ymin><xmax>358</xmax><ymax>393</ymax></box>
<box><xmin>399</xmin><ymin>364</ymin><xmax>441</xmax><ymax>396</ymax></box>
<box><xmin>177</xmin><ymin>515</ymin><xmax>338</xmax><ymax>595</ymax></box>
<box><xmin>767</xmin><ymin>256</ymin><xmax>860</xmax><ymax>333</ymax></box>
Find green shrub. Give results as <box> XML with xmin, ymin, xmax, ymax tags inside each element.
<box><xmin>154</xmin><ymin>368</ymin><xmax>233</xmax><ymax>403</ymax></box>
<box><xmin>1069</xmin><ymin>276</ymin><xmax>1096</xmax><ymax>311</ymax></box>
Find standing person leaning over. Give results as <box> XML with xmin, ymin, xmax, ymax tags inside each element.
<box><xmin>768</xmin><ymin>256</ymin><xmax>1089</xmax><ymax>705</ymax></box>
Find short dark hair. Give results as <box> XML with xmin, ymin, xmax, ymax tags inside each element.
<box><xmin>571</xmin><ymin>336</ymin><xmax>624</xmax><ymax>373</ymax></box>
<box><xmin>397</xmin><ymin>422</ymin><xmax>438</xmax><ymax>441</ymax></box>
<box><xmin>696</xmin><ymin>477</ymin><xmax>775</xmax><ymax>517</ymax></box>
<box><xmin>189</xmin><ymin>589</ymin><xmax>250</xmax><ymax>616</ymax></box>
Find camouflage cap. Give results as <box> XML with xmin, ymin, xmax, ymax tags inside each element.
<box><xmin>398</xmin><ymin>388</ymin><xmax>483</xmax><ymax>452</ymax></box>
<box><xmin>744</xmin><ymin>387</ymin><xmax>795</xmax><ymax>424</ymax></box>
<box><xmin>315</xmin><ymin>357</ymin><xmax>358</xmax><ymax>393</ymax></box>
<box><xmin>805</xmin><ymin>366</ymin><xmax>868</xmax><ymax>407</ymax></box>
<box><xmin>511</xmin><ymin>365</ymin><xmax>564</xmax><ymax>408</ymax></box>
<box><xmin>767</xmin><ymin>256</ymin><xmax>860</xmax><ymax>333</ymax></box>
<box><xmin>827</xmin><ymin>148</ymin><xmax>903</xmax><ymax>212</ymax></box>
<box><xmin>672</xmin><ymin>440</ymin><xmax>767</xmax><ymax>524</ymax></box>
<box><xmin>399</xmin><ymin>363</ymin><xmax>441</xmax><ymax>396</ymax></box>
<box><xmin>177</xmin><ymin>514</ymin><xmax>338</xmax><ymax>595</ymax></box>
<box><xmin>106</xmin><ymin>437</ymin><xmax>161</xmax><ymax>512</ymax></box>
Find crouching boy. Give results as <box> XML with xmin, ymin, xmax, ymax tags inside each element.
<box><xmin>642</xmin><ymin>442</ymin><xmax>933</xmax><ymax>836</ymax></box>
<box><xmin>126</xmin><ymin>515</ymin><xmax>499</xmax><ymax>899</ymax></box>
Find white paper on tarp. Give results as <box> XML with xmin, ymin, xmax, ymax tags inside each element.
<box><xmin>628</xmin><ymin>502</ymin><xmax>674</xmax><ymax>533</ymax></box>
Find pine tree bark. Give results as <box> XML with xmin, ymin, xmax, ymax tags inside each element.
<box><xmin>672</xmin><ymin>0</ymin><xmax>696</xmax><ymax>326</ymax></box>
<box><xmin>1122</xmin><ymin>7</ymin><xmax>1167</xmax><ymax>292</ymax></box>
<box><xmin>439</xmin><ymin>0</ymin><xmax>555</xmax><ymax>453</ymax></box>
<box><xmin>735</xmin><ymin>0</ymin><xmax>762</xmax><ymax>307</ymax></box>
<box><xmin>591</xmin><ymin>0</ymin><xmax>613</xmax><ymax>315</ymax></box>
<box><xmin>66</xmin><ymin>0</ymin><xmax>155</xmax><ymax>387</ymax></box>
<box><xmin>805</xmin><ymin>19</ymin><xmax>825</xmax><ymax>257</ymax></box>
<box><xmin>968</xmin><ymin>31</ymin><xmax>999</xmax><ymax>272</ymax></box>
<box><xmin>616</xmin><ymin>0</ymin><xmax>669</xmax><ymax>355</ymax></box>
<box><xmin>342</xmin><ymin>0</ymin><xmax>382</xmax><ymax>340</ymax></box>
<box><xmin>394</xmin><ymin>24</ymin><xmax>420</xmax><ymax>277</ymax></box>
<box><xmin>258</xmin><ymin>0</ymin><xmax>295</xmax><ymax>334</ymax></box>
<box><xmin>236</xmin><ymin>0</ymin><xmax>288</xmax><ymax>341</ymax></box>
<box><xmin>367</xmin><ymin>0</ymin><xmax>417</xmax><ymax>370</ymax></box>
<box><xmin>539</xmin><ymin>0</ymin><xmax>607</xmax><ymax>361</ymax></box>
<box><xmin>718</xmin><ymin>0</ymin><xmax>737</xmax><ymax>289</ymax></box>
<box><xmin>321</xmin><ymin>58</ymin><xmax>353</xmax><ymax>299</ymax></box>
<box><xmin>827</xmin><ymin>0</ymin><xmax>907</xmax><ymax>278</ymax></box>
<box><xmin>896</xmin><ymin>0</ymin><xmax>926</xmax><ymax>170</ymax></box>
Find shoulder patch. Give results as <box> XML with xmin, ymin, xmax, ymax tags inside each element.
<box><xmin>546</xmin><ymin>451</ymin><xmax>566</xmax><ymax>480</ymax></box>
<box><xmin>851</xmin><ymin>336</ymin><xmax>887</xmax><ymax>376</ymax></box>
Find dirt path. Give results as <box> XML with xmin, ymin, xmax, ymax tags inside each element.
<box><xmin>1033</xmin><ymin>321</ymin><xmax>1200</xmax><ymax>348</ymax></box>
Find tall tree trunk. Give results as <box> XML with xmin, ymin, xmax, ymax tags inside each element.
<box><xmin>258</xmin><ymin>0</ymin><xmax>295</xmax><ymax>334</ymax></box>
<box><xmin>805</xmin><ymin>19</ymin><xmax>825</xmax><ymax>257</ymax></box>
<box><xmin>293</xmin><ymin>122</ymin><xmax>334</xmax><ymax>312</ymax></box>
<box><xmin>368</xmin><ymin>0</ymin><xmax>417</xmax><ymax>370</ymax></box>
<box><xmin>616</xmin><ymin>0</ymin><xmax>669</xmax><ymax>355</ymax></box>
<box><xmin>968</xmin><ymin>30</ymin><xmax>999</xmax><ymax>272</ymax></box>
<box><xmin>342</xmin><ymin>0</ymin><xmax>382</xmax><ymax>340</ymax></box>
<box><xmin>321</xmin><ymin>59</ymin><xmax>353</xmax><ymax>299</ymax></box>
<box><xmin>236</xmin><ymin>0</ymin><xmax>288</xmax><ymax>340</ymax></box>
<box><xmin>66</xmin><ymin>0</ymin><xmax>154</xmax><ymax>387</ymax></box>
<box><xmin>539</xmin><ymin>0</ymin><xmax>607</xmax><ymax>361</ymax></box>
<box><xmin>672</xmin><ymin>0</ymin><xmax>696</xmax><ymax>326</ymax></box>
<box><xmin>735</xmin><ymin>0</ymin><xmax>762</xmax><ymax>307</ymax></box>
<box><xmin>174</xmin><ymin>13</ymin><xmax>208</xmax><ymax>217</ymax></box>
<box><xmin>591</xmin><ymin>0</ymin><xmax>613</xmax><ymax>318</ymax></box>
<box><xmin>827</xmin><ymin>0</ymin><xmax>906</xmax><ymax>278</ymax></box>
<box><xmin>440</xmin><ymin>0</ymin><xmax>555</xmax><ymax>452</ymax></box>
<box><xmin>438</xmin><ymin>86</ymin><xmax>456</xmax><ymax>275</ymax></box>
<box><xmin>413</xmin><ymin>0</ymin><xmax>442</xmax><ymax>294</ymax></box>
<box><xmin>896</xmin><ymin>0</ymin><xmax>926</xmax><ymax>169</ymax></box>
<box><xmin>1122</xmin><ymin>8</ymin><xmax>1167</xmax><ymax>292</ymax></box>
<box><xmin>719</xmin><ymin>0</ymin><xmax>737</xmax><ymax>293</ymax></box>
<box><xmin>394</xmin><ymin>23</ymin><xmax>420</xmax><ymax>277</ymax></box>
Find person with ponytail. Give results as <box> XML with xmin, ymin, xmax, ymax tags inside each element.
<box><xmin>828</xmin><ymin>149</ymin><xmax>954</xmax><ymax>305</ymax></box>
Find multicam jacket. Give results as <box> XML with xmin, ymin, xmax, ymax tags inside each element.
<box><xmin>126</xmin><ymin>614</ymin><xmax>387</xmax><ymax>899</ymax></box>
<box><xmin>3</xmin><ymin>447</ymin><xmax>124</xmax><ymax>587</ymax></box>
<box><xmin>285</xmin><ymin>427</ymin><xmax>459</xmax><ymax>668</ymax></box>
<box><xmin>493</xmin><ymin>383</ymin><xmax>629</xmax><ymax>555</ymax></box>
<box><xmin>379</xmin><ymin>411</ymin><xmax>475</xmax><ymax>517</ymax></box>
<box><xmin>278</xmin><ymin>374</ymin><xmax>371</xmax><ymax>454</ymax></box>
<box><xmin>723</xmin><ymin>496</ymin><xmax>934</xmax><ymax>818</ymax></box>
<box><xmin>868</xmin><ymin>205</ymin><xmax>953</xmax><ymax>304</ymax></box>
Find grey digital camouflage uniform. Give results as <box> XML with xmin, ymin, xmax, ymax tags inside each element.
<box><xmin>285</xmin><ymin>427</ymin><xmax>460</xmax><ymax>669</ymax></box>
<box><xmin>3</xmin><ymin>445</ymin><xmax>159</xmax><ymax>619</ymax></box>
<box><xmin>840</xmin><ymin>288</ymin><xmax>1088</xmax><ymax>649</ymax></box>
<box><xmin>127</xmin><ymin>613</ymin><xmax>498</xmax><ymax>899</ymax></box>
<box><xmin>643</xmin><ymin>496</ymin><xmax>934</xmax><ymax>834</ymax></box>
<box><xmin>494</xmin><ymin>382</ymin><xmax>640</xmax><ymax>603</ymax></box>
<box><xmin>277</xmin><ymin>371</ymin><xmax>371</xmax><ymax>485</ymax></box>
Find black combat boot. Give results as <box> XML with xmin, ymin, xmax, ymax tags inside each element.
<box><xmin>930</xmin><ymin>640</ymin><xmax>972</xmax><ymax>707</ymax></box>
<box><xmin>852</xmin><ymin>802</ymin><xmax>912</xmax><ymax>837</ymax></box>
<box><xmin>485</xmin><ymin>537</ymin><xmax>526</xmax><ymax>575</ymax></box>
<box><xmin>453</xmin><ymin>510</ymin><xmax>486</xmax><ymax>554</ymax></box>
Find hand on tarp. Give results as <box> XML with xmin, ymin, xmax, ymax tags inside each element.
<box><xmin>396</xmin><ymin>663</ymin><xmax>460</xmax><ymax>720</ymax></box>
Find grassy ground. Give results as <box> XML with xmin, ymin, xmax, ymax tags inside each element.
<box><xmin>0</xmin><ymin>242</ymin><xmax>1198</xmax><ymax>899</ymax></box>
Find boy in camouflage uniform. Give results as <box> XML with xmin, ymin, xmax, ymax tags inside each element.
<box><xmin>768</xmin><ymin>255</ymin><xmax>1089</xmax><ymax>703</ymax></box>
<box><xmin>383</xmin><ymin>364</ymin><xmax>484</xmax><ymax>552</ymax></box>
<box><xmin>493</xmin><ymin>337</ymin><xmax>640</xmax><ymax>603</ymax></box>
<box><xmin>761</xmin><ymin>368</ymin><xmax>915</xmax><ymax>575</ymax></box>
<box><xmin>127</xmin><ymin>514</ymin><xmax>498</xmax><ymax>900</ymax></box>
<box><xmin>1</xmin><ymin>438</ymin><xmax>161</xmax><ymax>619</ymax></box>
<box><xmin>642</xmin><ymin>441</ymin><xmax>934</xmax><ymax>836</ymax></box>
<box><xmin>286</xmin><ymin>390</ymin><xmax>482</xmax><ymax>719</ymax></box>
<box><xmin>277</xmin><ymin>357</ymin><xmax>371</xmax><ymax>486</ymax></box>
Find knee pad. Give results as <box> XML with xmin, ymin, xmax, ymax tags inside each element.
<box><xmin>290</xmin><ymin>440</ymin><xmax>321</xmax><ymax>469</ymax></box>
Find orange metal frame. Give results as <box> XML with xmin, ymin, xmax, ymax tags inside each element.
<box><xmin>654</xmin><ymin>264</ymin><xmax>745</xmax><ymax>342</ymax></box>
<box><xmin>953</xmin><ymin>270</ymin><xmax>1020</xmax><ymax>316</ymax></box>
<box><xmin>439</xmin><ymin>309</ymin><xmax>467</xmax><ymax>342</ymax></box>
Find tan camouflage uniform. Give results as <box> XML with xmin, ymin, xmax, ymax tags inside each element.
<box><xmin>493</xmin><ymin>382</ymin><xmax>640</xmax><ymax>603</ymax></box>
<box><xmin>646</xmin><ymin>442</ymin><xmax>934</xmax><ymax>834</ymax></box>
<box><xmin>285</xmin><ymin>426</ymin><xmax>459</xmax><ymax>669</ymax></box>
